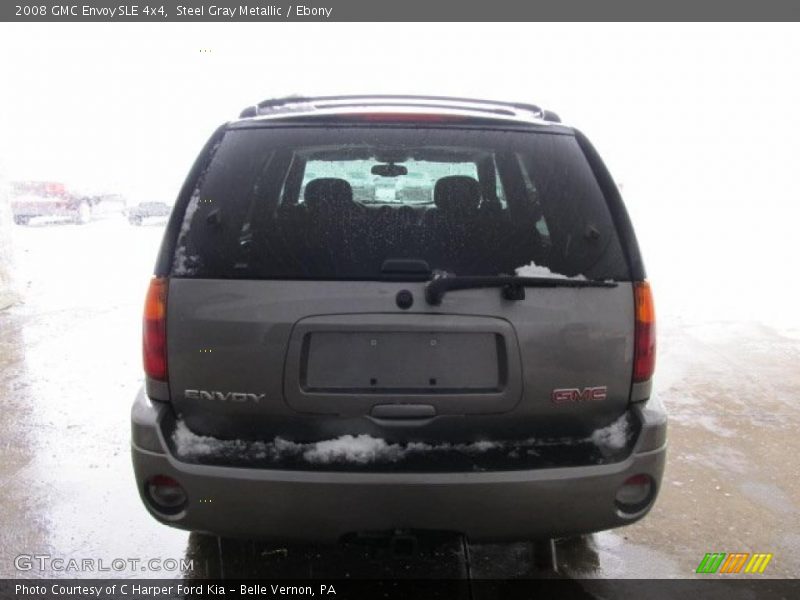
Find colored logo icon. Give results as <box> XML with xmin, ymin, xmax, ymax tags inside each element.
<box><xmin>696</xmin><ymin>552</ymin><xmax>773</xmax><ymax>574</ymax></box>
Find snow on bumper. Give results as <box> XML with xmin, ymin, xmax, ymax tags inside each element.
<box><xmin>131</xmin><ymin>390</ymin><xmax>667</xmax><ymax>542</ymax></box>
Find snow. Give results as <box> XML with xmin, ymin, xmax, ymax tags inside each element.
<box><xmin>590</xmin><ymin>415</ymin><xmax>630</xmax><ymax>450</ymax></box>
<box><xmin>172</xmin><ymin>418</ymin><xmax>629</xmax><ymax>465</ymax></box>
<box><xmin>514</xmin><ymin>261</ymin><xmax>587</xmax><ymax>280</ymax></box>
<box><xmin>463</xmin><ymin>440</ymin><xmax>501</xmax><ymax>452</ymax></box>
<box><xmin>170</xmin><ymin>244</ymin><xmax>198</xmax><ymax>276</ymax></box>
<box><xmin>303</xmin><ymin>435</ymin><xmax>404</xmax><ymax>465</ymax></box>
<box><xmin>171</xmin><ymin>189</ymin><xmax>201</xmax><ymax>276</ymax></box>
<box><xmin>172</xmin><ymin>421</ymin><xmax>512</xmax><ymax>464</ymax></box>
<box><xmin>172</xmin><ymin>420</ymin><xmax>249</xmax><ymax>456</ymax></box>
<box><xmin>258</xmin><ymin>98</ymin><xmax>316</xmax><ymax>115</ymax></box>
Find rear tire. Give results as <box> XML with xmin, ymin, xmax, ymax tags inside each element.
<box><xmin>13</xmin><ymin>215</ymin><xmax>30</xmax><ymax>226</ymax></box>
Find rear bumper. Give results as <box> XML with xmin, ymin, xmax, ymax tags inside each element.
<box><xmin>131</xmin><ymin>390</ymin><xmax>667</xmax><ymax>543</ymax></box>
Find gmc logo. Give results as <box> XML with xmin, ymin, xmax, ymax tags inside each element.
<box><xmin>551</xmin><ymin>386</ymin><xmax>608</xmax><ymax>404</ymax></box>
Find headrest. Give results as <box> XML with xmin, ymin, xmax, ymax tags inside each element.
<box><xmin>433</xmin><ymin>175</ymin><xmax>481</xmax><ymax>212</ymax></box>
<box><xmin>304</xmin><ymin>178</ymin><xmax>353</xmax><ymax>210</ymax></box>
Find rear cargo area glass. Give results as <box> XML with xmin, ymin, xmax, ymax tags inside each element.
<box><xmin>171</xmin><ymin>126</ymin><xmax>629</xmax><ymax>281</ymax></box>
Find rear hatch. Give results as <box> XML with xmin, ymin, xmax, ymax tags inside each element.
<box><xmin>154</xmin><ymin>120</ymin><xmax>640</xmax><ymax>464</ymax></box>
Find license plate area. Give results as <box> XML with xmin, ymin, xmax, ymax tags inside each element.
<box><xmin>283</xmin><ymin>314</ymin><xmax>522</xmax><ymax>416</ymax></box>
<box><xmin>302</xmin><ymin>331</ymin><xmax>505</xmax><ymax>393</ymax></box>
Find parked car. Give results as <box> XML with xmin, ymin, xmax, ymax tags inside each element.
<box><xmin>132</xmin><ymin>95</ymin><xmax>665</xmax><ymax>544</ymax></box>
<box><xmin>127</xmin><ymin>201</ymin><xmax>172</xmax><ymax>225</ymax></box>
<box><xmin>10</xmin><ymin>182</ymin><xmax>126</xmax><ymax>225</ymax></box>
<box><xmin>10</xmin><ymin>182</ymin><xmax>87</xmax><ymax>225</ymax></box>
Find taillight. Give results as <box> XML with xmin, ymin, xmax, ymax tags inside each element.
<box><xmin>633</xmin><ymin>281</ymin><xmax>656</xmax><ymax>382</ymax></box>
<box><xmin>143</xmin><ymin>277</ymin><xmax>168</xmax><ymax>380</ymax></box>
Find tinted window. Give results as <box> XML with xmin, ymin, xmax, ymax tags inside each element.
<box><xmin>172</xmin><ymin>126</ymin><xmax>629</xmax><ymax>281</ymax></box>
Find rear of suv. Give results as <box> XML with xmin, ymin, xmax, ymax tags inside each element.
<box><xmin>131</xmin><ymin>95</ymin><xmax>666</xmax><ymax>542</ymax></box>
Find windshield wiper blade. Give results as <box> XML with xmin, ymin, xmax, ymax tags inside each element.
<box><xmin>424</xmin><ymin>275</ymin><xmax>617</xmax><ymax>305</ymax></box>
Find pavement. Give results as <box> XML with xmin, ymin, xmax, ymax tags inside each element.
<box><xmin>0</xmin><ymin>217</ymin><xmax>798</xmax><ymax>581</ymax></box>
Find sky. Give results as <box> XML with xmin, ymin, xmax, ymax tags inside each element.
<box><xmin>1</xmin><ymin>23</ymin><xmax>799</xmax><ymax>328</ymax></box>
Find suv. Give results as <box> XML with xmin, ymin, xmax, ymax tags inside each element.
<box><xmin>131</xmin><ymin>95</ymin><xmax>666</xmax><ymax>543</ymax></box>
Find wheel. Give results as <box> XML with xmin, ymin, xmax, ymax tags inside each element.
<box><xmin>13</xmin><ymin>215</ymin><xmax>30</xmax><ymax>226</ymax></box>
<box><xmin>74</xmin><ymin>201</ymin><xmax>92</xmax><ymax>224</ymax></box>
<box><xmin>129</xmin><ymin>216</ymin><xmax>142</xmax><ymax>226</ymax></box>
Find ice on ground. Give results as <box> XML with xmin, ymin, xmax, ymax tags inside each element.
<box><xmin>590</xmin><ymin>415</ymin><xmax>630</xmax><ymax>450</ymax></box>
<box><xmin>514</xmin><ymin>261</ymin><xmax>587</xmax><ymax>280</ymax></box>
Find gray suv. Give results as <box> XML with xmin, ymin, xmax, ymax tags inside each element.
<box><xmin>131</xmin><ymin>95</ymin><xmax>666</xmax><ymax>543</ymax></box>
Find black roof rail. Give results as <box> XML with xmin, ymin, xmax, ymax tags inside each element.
<box><xmin>238</xmin><ymin>95</ymin><xmax>560</xmax><ymax>122</ymax></box>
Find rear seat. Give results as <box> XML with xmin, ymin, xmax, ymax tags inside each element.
<box><xmin>264</xmin><ymin>174</ymin><xmax>539</xmax><ymax>277</ymax></box>
<box><xmin>303</xmin><ymin>178</ymin><xmax>365</xmax><ymax>273</ymax></box>
<box><xmin>422</xmin><ymin>175</ymin><xmax>484</xmax><ymax>271</ymax></box>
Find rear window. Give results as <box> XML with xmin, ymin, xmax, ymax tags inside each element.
<box><xmin>172</xmin><ymin>126</ymin><xmax>629</xmax><ymax>281</ymax></box>
<box><xmin>298</xmin><ymin>159</ymin><xmax>479</xmax><ymax>205</ymax></box>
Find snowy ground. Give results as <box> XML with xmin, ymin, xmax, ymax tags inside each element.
<box><xmin>0</xmin><ymin>216</ymin><xmax>798</xmax><ymax>580</ymax></box>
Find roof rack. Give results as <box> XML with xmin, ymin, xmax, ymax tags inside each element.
<box><xmin>238</xmin><ymin>95</ymin><xmax>561</xmax><ymax>123</ymax></box>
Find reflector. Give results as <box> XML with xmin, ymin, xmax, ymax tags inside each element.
<box><xmin>615</xmin><ymin>474</ymin><xmax>654</xmax><ymax>513</ymax></box>
<box><xmin>146</xmin><ymin>474</ymin><xmax>186</xmax><ymax>512</ymax></box>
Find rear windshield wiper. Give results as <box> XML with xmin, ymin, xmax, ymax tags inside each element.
<box><xmin>424</xmin><ymin>275</ymin><xmax>617</xmax><ymax>305</ymax></box>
